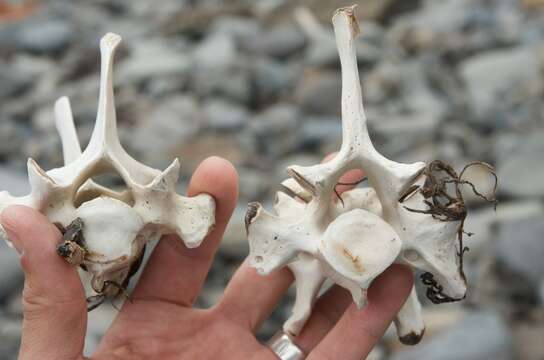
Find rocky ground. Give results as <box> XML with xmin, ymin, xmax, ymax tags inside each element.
<box><xmin>0</xmin><ymin>0</ymin><xmax>543</xmax><ymax>359</ymax></box>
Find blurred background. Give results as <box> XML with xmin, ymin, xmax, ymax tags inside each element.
<box><xmin>0</xmin><ymin>0</ymin><xmax>543</xmax><ymax>359</ymax></box>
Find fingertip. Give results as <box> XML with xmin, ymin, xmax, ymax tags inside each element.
<box><xmin>188</xmin><ymin>156</ymin><xmax>239</xmax><ymax>210</ymax></box>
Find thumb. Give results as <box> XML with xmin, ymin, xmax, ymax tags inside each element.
<box><xmin>1</xmin><ymin>205</ymin><xmax>87</xmax><ymax>360</ymax></box>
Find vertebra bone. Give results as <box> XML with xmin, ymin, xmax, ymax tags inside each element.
<box><xmin>245</xmin><ymin>5</ymin><xmax>496</xmax><ymax>345</ymax></box>
<box><xmin>0</xmin><ymin>33</ymin><xmax>215</xmax><ymax>306</ymax></box>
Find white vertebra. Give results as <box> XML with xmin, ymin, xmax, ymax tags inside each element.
<box><xmin>0</xmin><ymin>33</ymin><xmax>215</xmax><ymax>302</ymax></box>
<box><xmin>246</xmin><ymin>5</ymin><xmax>494</xmax><ymax>345</ymax></box>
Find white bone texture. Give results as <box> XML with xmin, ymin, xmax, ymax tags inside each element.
<box><xmin>246</xmin><ymin>5</ymin><xmax>494</xmax><ymax>345</ymax></box>
<box><xmin>0</xmin><ymin>33</ymin><xmax>215</xmax><ymax>302</ymax></box>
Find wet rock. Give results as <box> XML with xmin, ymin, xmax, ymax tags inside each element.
<box><xmin>391</xmin><ymin>311</ymin><xmax>513</xmax><ymax>360</ymax></box>
<box><xmin>497</xmin><ymin>132</ymin><xmax>544</xmax><ymax>197</ymax></box>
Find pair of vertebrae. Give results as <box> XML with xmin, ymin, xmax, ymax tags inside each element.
<box><xmin>245</xmin><ymin>6</ymin><xmax>496</xmax><ymax>345</ymax></box>
<box><xmin>0</xmin><ymin>33</ymin><xmax>215</xmax><ymax>305</ymax></box>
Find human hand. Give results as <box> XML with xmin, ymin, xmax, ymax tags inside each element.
<box><xmin>1</xmin><ymin>156</ymin><xmax>413</xmax><ymax>360</ymax></box>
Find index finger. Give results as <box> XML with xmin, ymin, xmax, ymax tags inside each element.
<box><xmin>132</xmin><ymin>156</ymin><xmax>238</xmax><ymax>306</ymax></box>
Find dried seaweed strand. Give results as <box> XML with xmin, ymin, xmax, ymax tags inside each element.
<box><xmin>334</xmin><ymin>177</ymin><xmax>368</xmax><ymax>207</ymax></box>
<box><xmin>401</xmin><ymin>160</ymin><xmax>498</xmax><ymax>303</ymax></box>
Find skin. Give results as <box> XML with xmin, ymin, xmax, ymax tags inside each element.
<box><xmin>1</xmin><ymin>156</ymin><xmax>413</xmax><ymax>360</ymax></box>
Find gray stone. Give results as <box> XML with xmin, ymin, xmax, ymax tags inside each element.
<box><xmin>0</xmin><ymin>241</ymin><xmax>23</xmax><ymax>301</ymax></box>
<box><xmin>252</xmin><ymin>59</ymin><xmax>297</xmax><ymax>105</ymax></box>
<box><xmin>193</xmin><ymin>32</ymin><xmax>237</xmax><ymax>70</ymax></box>
<box><xmin>0</xmin><ymin>65</ymin><xmax>34</xmax><ymax>99</ymax></box>
<box><xmin>219</xmin><ymin>205</ymin><xmax>249</xmax><ymax>258</ymax></box>
<box><xmin>237</xmin><ymin>167</ymin><xmax>271</xmax><ymax>201</ymax></box>
<box><xmin>305</xmin><ymin>35</ymin><xmax>380</xmax><ymax>67</ymax></box>
<box><xmin>464</xmin><ymin>200</ymin><xmax>544</xmax><ymax>259</ymax></box>
<box><xmin>295</xmin><ymin>71</ymin><xmax>342</xmax><ymax>115</ymax></box>
<box><xmin>247</xmin><ymin>25</ymin><xmax>306</xmax><ymax>59</ymax></box>
<box><xmin>16</xmin><ymin>19</ymin><xmax>73</xmax><ymax>53</ymax></box>
<box><xmin>495</xmin><ymin>216</ymin><xmax>544</xmax><ymax>287</ymax></box>
<box><xmin>497</xmin><ymin>132</ymin><xmax>544</xmax><ymax>197</ymax></box>
<box><xmin>299</xmin><ymin>116</ymin><xmax>342</xmax><ymax>148</ymax></box>
<box><xmin>0</xmin><ymin>167</ymin><xmax>29</xmax><ymax>196</ymax></box>
<box><xmin>203</xmin><ymin>99</ymin><xmax>249</xmax><ymax>132</ymax></box>
<box><xmin>118</xmin><ymin>40</ymin><xmax>192</xmax><ymax>83</ymax></box>
<box><xmin>0</xmin><ymin>121</ymin><xmax>28</xmax><ymax>160</ymax></box>
<box><xmin>391</xmin><ymin>311</ymin><xmax>513</xmax><ymax>360</ymax></box>
<box><xmin>210</xmin><ymin>16</ymin><xmax>261</xmax><ymax>47</ymax></box>
<box><xmin>460</xmin><ymin>47</ymin><xmax>540</xmax><ymax>123</ymax></box>
<box><xmin>0</xmin><ymin>312</ymin><xmax>21</xmax><ymax>359</ymax></box>
<box><xmin>540</xmin><ymin>280</ymin><xmax>544</xmax><ymax>306</ymax></box>
<box><xmin>130</xmin><ymin>95</ymin><xmax>202</xmax><ymax>167</ymax></box>
<box><xmin>250</xmin><ymin>103</ymin><xmax>300</xmax><ymax>156</ymax></box>
<box><xmin>191</xmin><ymin>33</ymin><xmax>250</xmax><ymax>103</ymax></box>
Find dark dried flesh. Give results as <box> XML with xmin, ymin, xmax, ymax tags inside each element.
<box><xmin>56</xmin><ymin>218</ymin><xmax>144</xmax><ymax>311</ymax></box>
<box><xmin>401</xmin><ymin>160</ymin><xmax>498</xmax><ymax>304</ymax></box>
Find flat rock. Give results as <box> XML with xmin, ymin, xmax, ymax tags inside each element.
<box><xmin>0</xmin><ymin>167</ymin><xmax>29</xmax><ymax>196</ymax></box>
<box><xmin>246</xmin><ymin>24</ymin><xmax>306</xmax><ymax>59</ymax></box>
<box><xmin>495</xmin><ymin>216</ymin><xmax>544</xmax><ymax>287</ymax></box>
<box><xmin>203</xmin><ymin>99</ymin><xmax>249</xmax><ymax>132</ymax></box>
<box><xmin>391</xmin><ymin>311</ymin><xmax>513</xmax><ymax>360</ymax></box>
<box><xmin>0</xmin><ymin>241</ymin><xmax>23</xmax><ymax>301</ymax></box>
<box><xmin>118</xmin><ymin>39</ymin><xmax>192</xmax><ymax>83</ymax></box>
<box><xmin>219</xmin><ymin>205</ymin><xmax>249</xmax><ymax>258</ymax></box>
<box><xmin>460</xmin><ymin>47</ymin><xmax>540</xmax><ymax>123</ymax></box>
<box><xmin>130</xmin><ymin>95</ymin><xmax>202</xmax><ymax>167</ymax></box>
<box><xmin>250</xmin><ymin>103</ymin><xmax>300</xmax><ymax>156</ymax></box>
<box><xmin>497</xmin><ymin>132</ymin><xmax>544</xmax><ymax>197</ymax></box>
<box><xmin>295</xmin><ymin>70</ymin><xmax>341</xmax><ymax>115</ymax></box>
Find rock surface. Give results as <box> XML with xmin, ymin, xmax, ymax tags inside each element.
<box><xmin>0</xmin><ymin>0</ymin><xmax>542</xmax><ymax>358</ymax></box>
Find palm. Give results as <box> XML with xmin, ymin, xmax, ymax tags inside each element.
<box><xmin>95</xmin><ymin>300</ymin><xmax>267</xmax><ymax>360</ymax></box>
<box><xmin>3</xmin><ymin>157</ymin><xmax>412</xmax><ymax>360</ymax></box>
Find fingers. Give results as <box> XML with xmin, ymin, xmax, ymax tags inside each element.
<box><xmin>308</xmin><ymin>265</ymin><xmax>413</xmax><ymax>360</ymax></box>
<box><xmin>291</xmin><ymin>285</ymin><xmax>352</xmax><ymax>353</ymax></box>
<box><xmin>217</xmin><ymin>259</ymin><xmax>294</xmax><ymax>331</ymax></box>
<box><xmin>1</xmin><ymin>206</ymin><xmax>86</xmax><ymax>360</ymax></box>
<box><xmin>133</xmin><ymin>156</ymin><xmax>238</xmax><ymax>306</ymax></box>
